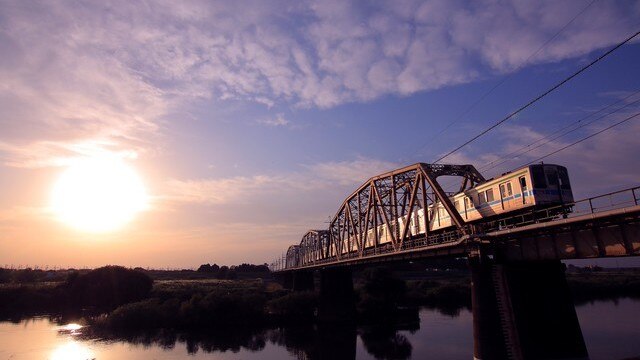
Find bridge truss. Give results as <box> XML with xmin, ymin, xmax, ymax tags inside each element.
<box><xmin>328</xmin><ymin>163</ymin><xmax>484</xmax><ymax>259</ymax></box>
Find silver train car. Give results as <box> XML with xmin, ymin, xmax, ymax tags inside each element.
<box><xmin>288</xmin><ymin>164</ymin><xmax>573</xmax><ymax>266</ymax></box>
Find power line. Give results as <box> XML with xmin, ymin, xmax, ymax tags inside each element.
<box><xmin>413</xmin><ymin>0</ymin><xmax>598</xmax><ymax>159</ymax></box>
<box><xmin>524</xmin><ymin>111</ymin><xmax>640</xmax><ymax>165</ymax></box>
<box><xmin>436</xmin><ymin>91</ymin><xmax>640</xmax><ymax>191</ymax></box>
<box><xmin>433</xmin><ymin>28</ymin><xmax>640</xmax><ymax>164</ymax></box>
<box><xmin>477</xmin><ymin>91</ymin><xmax>640</xmax><ymax>173</ymax></box>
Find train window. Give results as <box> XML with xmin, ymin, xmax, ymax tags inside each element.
<box><xmin>454</xmin><ymin>200</ymin><xmax>460</xmax><ymax>211</ymax></box>
<box><xmin>486</xmin><ymin>189</ymin><xmax>495</xmax><ymax>202</ymax></box>
<box><xmin>465</xmin><ymin>197</ymin><xmax>472</xmax><ymax>209</ymax></box>
<box><xmin>545</xmin><ymin>167</ymin><xmax>559</xmax><ymax>185</ymax></box>
<box><xmin>558</xmin><ymin>168</ymin><xmax>571</xmax><ymax>190</ymax></box>
<box><xmin>531</xmin><ymin>166</ymin><xmax>547</xmax><ymax>188</ymax></box>
<box><xmin>478</xmin><ymin>192</ymin><xmax>486</xmax><ymax>204</ymax></box>
<box><xmin>519</xmin><ymin>177</ymin><xmax>527</xmax><ymax>191</ymax></box>
<box><xmin>499</xmin><ymin>183</ymin><xmax>512</xmax><ymax>198</ymax></box>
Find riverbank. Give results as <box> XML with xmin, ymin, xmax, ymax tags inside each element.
<box><xmin>1</xmin><ymin>266</ymin><xmax>638</xmax><ymax>331</ymax></box>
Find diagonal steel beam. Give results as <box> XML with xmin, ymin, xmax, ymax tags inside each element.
<box><xmin>419</xmin><ymin>164</ymin><xmax>468</xmax><ymax>234</ymax></box>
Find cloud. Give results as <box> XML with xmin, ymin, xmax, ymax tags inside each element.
<box><xmin>0</xmin><ymin>139</ymin><xmax>140</xmax><ymax>168</ymax></box>
<box><xmin>1</xmin><ymin>0</ymin><xmax>638</xmax><ymax>167</ymax></box>
<box><xmin>166</xmin><ymin>157</ymin><xmax>398</xmax><ymax>205</ymax></box>
<box><xmin>258</xmin><ymin>113</ymin><xmax>290</xmax><ymax>127</ymax></box>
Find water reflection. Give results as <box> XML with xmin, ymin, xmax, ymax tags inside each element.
<box><xmin>360</xmin><ymin>326</ymin><xmax>413</xmax><ymax>359</ymax></box>
<box><xmin>58</xmin><ymin>323</ymin><xmax>83</xmax><ymax>335</ymax></box>
<box><xmin>78</xmin><ymin>320</ymin><xmax>416</xmax><ymax>360</ymax></box>
<box><xmin>50</xmin><ymin>341</ymin><xmax>94</xmax><ymax>360</ymax></box>
<box><xmin>81</xmin><ymin>326</ymin><xmax>268</xmax><ymax>355</ymax></box>
<box><xmin>1</xmin><ymin>299</ymin><xmax>639</xmax><ymax>359</ymax></box>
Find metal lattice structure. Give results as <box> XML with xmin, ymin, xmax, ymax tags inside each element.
<box><xmin>300</xmin><ymin>230</ymin><xmax>330</xmax><ymax>264</ymax></box>
<box><xmin>327</xmin><ymin>163</ymin><xmax>484</xmax><ymax>259</ymax></box>
<box><xmin>285</xmin><ymin>245</ymin><xmax>300</xmax><ymax>268</ymax></box>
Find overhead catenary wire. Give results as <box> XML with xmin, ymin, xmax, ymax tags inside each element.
<box><xmin>524</xmin><ymin>110</ymin><xmax>640</xmax><ymax>165</ymax></box>
<box><xmin>433</xmin><ymin>28</ymin><xmax>640</xmax><ymax>164</ymax></box>
<box><xmin>412</xmin><ymin>0</ymin><xmax>598</xmax><ymax>159</ymax></box>
<box><xmin>477</xmin><ymin>91</ymin><xmax>640</xmax><ymax>173</ymax></box>
<box><xmin>436</xmin><ymin>93</ymin><xmax>640</xmax><ymax>192</ymax></box>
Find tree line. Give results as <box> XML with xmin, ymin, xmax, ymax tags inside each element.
<box><xmin>196</xmin><ymin>263</ymin><xmax>270</xmax><ymax>279</ymax></box>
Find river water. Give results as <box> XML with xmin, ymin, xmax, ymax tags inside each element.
<box><xmin>1</xmin><ymin>298</ymin><xmax>639</xmax><ymax>359</ymax></box>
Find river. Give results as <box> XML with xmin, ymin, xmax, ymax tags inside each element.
<box><xmin>1</xmin><ymin>298</ymin><xmax>639</xmax><ymax>359</ymax></box>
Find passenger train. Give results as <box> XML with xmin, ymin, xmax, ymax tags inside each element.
<box><xmin>286</xmin><ymin>164</ymin><xmax>573</xmax><ymax>268</ymax></box>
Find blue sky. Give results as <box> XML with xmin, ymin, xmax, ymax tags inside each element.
<box><xmin>1</xmin><ymin>0</ymin><xmax>639</xmax><ymax>268</ymax></box>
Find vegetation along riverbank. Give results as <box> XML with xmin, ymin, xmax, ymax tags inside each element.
<box><xmin>0</xmin><ymin>264</ymin><xmax>638</xmax><ymax>332</ymax></box>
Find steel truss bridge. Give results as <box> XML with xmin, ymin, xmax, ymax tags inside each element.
<box><xmin>270</xmin><ymin>163</ymin><xmax>640</xmax><ymax>360</ymax></box>
<box><xmin>271</xmin><ymin>163</ymin><xmax>640</xmax><ymax>272</ymax></box>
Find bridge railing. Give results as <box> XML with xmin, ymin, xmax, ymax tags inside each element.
<box><xmin>573</xmin><ymin>186</ymin><xmax>639</xmax><ymax>215</ymax></box>
<box><xmin>491</xmin><ymin>186</ymin><xmax>640</xmax><ymax>230</ymax></box>
<box><xmin>273</xmin><ymin>229</ymin><xmax>464</xmax><ymax>271</ymax></box>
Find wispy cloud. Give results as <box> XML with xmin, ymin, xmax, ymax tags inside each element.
<box><xmin>166</xmin><ymin>158</ymin><xmax>398</xmax><ymax>205</ymax></box>
<box><xmin>258</xmin><ymin>113</ymin><xmax>290</xmax><ymax>127</ymax></box>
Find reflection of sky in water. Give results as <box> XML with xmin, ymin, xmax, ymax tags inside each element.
<box><xmin>1</xmin><ymin>300</ymin><xmax>639</xmax><ymax>359</ymax></box>
<box><xmin>0</xmin><ymin>317</ymin><xmax>296</xmax><ymax>360</ymax></box>
<box><xmin>50</xmin><ymin>341</ymin><xmax>94</xmax><ymax>360</ymax></box>
<box><xmin>59</xmin><ymin>323</ymin><xmax>83</xmax><ymax>332</ymax></box>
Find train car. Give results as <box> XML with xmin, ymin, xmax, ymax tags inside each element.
<box><xmin>423</xmin><ymin>163</ymin><xmax>573</xmax><ymax>231</ymax></box>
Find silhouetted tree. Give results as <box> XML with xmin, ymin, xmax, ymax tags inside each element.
<box><xmin>197</xmin><ymin>264</ymin><xmax>212</xmax><ymax>273</ymax></box>
<box><xmin>67</xmin><ymin>266</ymin><xmax>153</xmax><ymax>310</ymax></box>
<box><xmin>217</xmin><ymin>266</ymin><xmax>229</xmax><ymax>279</ymax></box>
<box><xmin>0</xmin><ymin>268</ymin><xmax>10</xmax><ymax>283</ymax></box>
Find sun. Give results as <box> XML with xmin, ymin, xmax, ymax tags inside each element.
<box><xmin>51</xmin><ymin>156</ymin><xmax>149</xmax><ymax>233</ymax></box>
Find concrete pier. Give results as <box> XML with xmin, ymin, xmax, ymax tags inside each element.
<box><xmin>471</xmin><ymin>257</ymin><xmax>588</xmax><ymax>360</ymax></box>
<box><xmin>292</xmin><ymin>270</ymin><xmax>315</xmax><ymax>291</ymax></box>
<box><xmin>317</xmin><ymin>268</ymin><xmax>356</xmax><ymax>323</ymax></box>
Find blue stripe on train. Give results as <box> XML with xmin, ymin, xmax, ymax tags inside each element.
<box><xmin>415</xmin><ymin>188</ymin><xmax>564</xmax><ymax>223</ymax></box>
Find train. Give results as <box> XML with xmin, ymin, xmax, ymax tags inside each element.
<box><xmin>285</xmin><ymin>163</ymin><xmax>573</xmax><ymax>268</ymax></box>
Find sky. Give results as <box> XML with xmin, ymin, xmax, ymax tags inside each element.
<box><xmin>1</xmin><ymin>0</ymin><xmax>640</xmax><ymax>269</ymax></box>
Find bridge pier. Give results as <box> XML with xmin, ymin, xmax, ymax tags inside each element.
<box><xmin>470</xmin><ymin>256</ymin><xmax>509</xmax><ymax>359</ymax></box>
<box><xmin>471</xmin><ymin>257</ymin><xmax>588</xmax><ymax>360</ymax></box>
<box><xmin>318</xmin><ymin>268</ymin><xmax>356</xmax><ymax>323</ymax></box>
<box><xmin>293</xmin><ymin>270</ymin><xmax>315</xmax><ymax>291</ymax></box>
<box><xmin>279</xmin><ymin>272</ymin><xmax>294</xmax><ymax>290</ymax></box>
<box><xmin>278</xmin><ymin>270</ymin><xmax>315</xmax><ymax>291</ymax></box>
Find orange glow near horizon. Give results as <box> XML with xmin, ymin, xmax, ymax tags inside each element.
<box><xmin>50</xmin><ymin>156</ymin><xmax>149</xmax><ymax>233</ymax></box>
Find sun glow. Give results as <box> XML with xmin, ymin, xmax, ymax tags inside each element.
<box><xmin>50</xmin><ymin>341</ymin><xmax>94</xmax><ymax>360</ymax></box>
<box><xmin>51</xmin><ymin>156</ymin><xmax>149</xmax><ymax>233</ymax></box>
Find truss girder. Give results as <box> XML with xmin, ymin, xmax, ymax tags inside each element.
<box><xmin>325</xmin><ymin>163</ymin><xmax>485</xmax><ymax>262</ymax></box>
<box><xmin>298</xmin><ymin>230</ymin><xmax>330</xmax><ymax>267</ymax></box>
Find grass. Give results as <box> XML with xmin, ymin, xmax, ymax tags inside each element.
<box><xmin>567</xmin><ymin>271</ymin><xmax>640</xmax><ymax>304</ymax></box>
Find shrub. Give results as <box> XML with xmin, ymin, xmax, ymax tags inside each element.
<box><xmin>67</xmin><ymin>266</ymin><xmax>153</xmax><ymax>310</ymax></box>
<box><xmin>357</xmin><ymin>268</ymin><xmax>407</xmax><ymax>318</ymax></box>
<box><xmin>267</xmin><ymin>292</ymin><xmax>317</xmax><ymax>321</ymax></box>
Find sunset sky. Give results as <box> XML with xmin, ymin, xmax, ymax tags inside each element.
<box><xmin>1</xmin><ymin>0</ymin><xmax>639</xmax><ymax>269</ymax></box>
